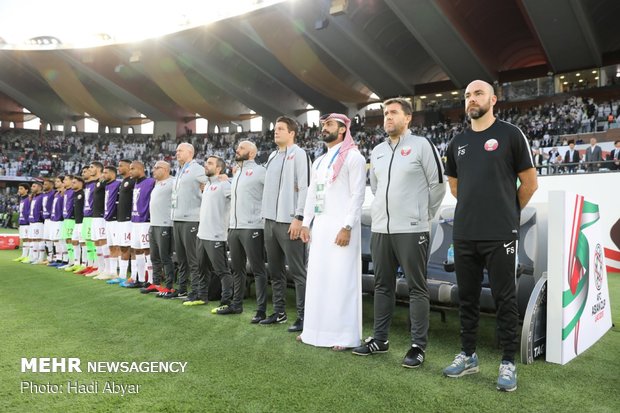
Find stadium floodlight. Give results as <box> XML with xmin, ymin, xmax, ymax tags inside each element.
<box><xmin>0</xmin><ymin>0</ymin><xmax>289</xmax><ymax>49</ymax></box>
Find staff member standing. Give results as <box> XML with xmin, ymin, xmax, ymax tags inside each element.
<box><xmin>191</xmin><ymin>156</ymin><xmax>233</xmax><ymax>308</ymax></box>
<box><xmin>352</xmin><ymin>97</ymin><xmax>445</xmax><ymax>369</ymax></box>
<box><xmin>260</xmin><ymin>116</ymin><xmax>309</xmax><ymax>333</ymax></box>
<box><xmin>443</xmin><ymin>80</ymin><xmax>537</xmax><ymax>392</ymax></box>
<box><xmin>171</xmin><ymin>143</ymin><xmax>207</xmax><ymax>301</ymax></box>
<box><xmin>146</xmin><ymin>161</ymin><xmax>175</xmax><ymax>296</ymax></box>
<box><xmin>227</xmin><ymin>141</ymin><xmax>268</xmax><ymax>322</ymax></box>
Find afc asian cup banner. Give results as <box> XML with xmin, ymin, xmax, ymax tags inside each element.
<box><xmin>546</xmin><ymin>191</ymin><xmax>612</xmax><ymax>365</ymax></box>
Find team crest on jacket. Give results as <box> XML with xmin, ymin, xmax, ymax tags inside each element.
<box><xmin>484</xmin><ymin>139</ymin><xmax>499</xmax><ymax>151</ymax></box>
<box><xmin>286</xmin><ymin>154</ymin><xmax>296</xmax><ymax>160</ymax></box>
<box><xmin>210</xmin><ymin>185</ymin><xmax>218</xmax><ymax>191</ymax></box>
<box><xmin>96</xmin><ymin>182</ymin><xmax>101</xmax><ymax>187</ymax></box>
<box><xmin>245</xmin><ymin>169</ymin><xmax>254</xmax><ymax>176</ymax></box>
<box><xmin>400</xmin><ymin>146</ymin><xmax>412</xmax><ymax>156</ymax></box>
<box><xmin>123</xmin><ymin>182</ymin><xmax>129</xmax><ymax>187</ymax></box>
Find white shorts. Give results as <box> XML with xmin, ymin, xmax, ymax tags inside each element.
<box><xmin>19</xmin><ymin>225</ymin><xmax>30</xmax><ymax>239</ymax></box>
<box><xmin>117</xmin><ymin>221</ymin><xmax>132</xmax><ymax>247</ymax></box>
<box><xmin>49</xmin><ymin>221</ymin><xmax>63</xmax><ymax>241</ymax></box>
<box><xmin>43</xmin><ymin>219</ymin><xmax>53</xmax><ymax>240</ymax></box>
<box><xmin>130</xmin><ymin>222</ymin><xmax>150</xmax><ymax>249</ymax></box>
<box><xmin>72</xmin><ymin>223</ymin><xmax>82</xmax><ymax>242</ymax></box>
<box><xmin>29</xmin><ymin>223</ymin><xmax>44</xmax><ymax>239</ymax></box>
<box><xmin>106</xmin><ymin>221</ymin><xmax>117</xmax><ymax>245</ymax></box>
<box><xmin>91</xmin><ymin>218</ymin><xmax>107</xmax><ymax>241</ymax></box>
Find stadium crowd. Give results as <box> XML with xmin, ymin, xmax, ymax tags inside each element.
<box><xmin>2</xmin><ymin>95</ymin><xmax>619</xmax><ymax>182</ymax></box>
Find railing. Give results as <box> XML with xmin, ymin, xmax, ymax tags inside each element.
<box><xmin>535</xmin><ymin>160</ymin><xmax>620</xmax><ymax>176</ymax></box>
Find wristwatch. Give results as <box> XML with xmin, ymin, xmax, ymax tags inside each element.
<box><xmin>343</xmin><ymin>225</ymin><xmax>352</xmax><ymax>231</ymax></box>
<box><xmin>294</xmin><ymin>215</ymin><xmax>304</xmax><ymax>221</ymax></box>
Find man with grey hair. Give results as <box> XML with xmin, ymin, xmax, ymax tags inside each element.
<box><xmin>224</xmin><ymin>141</ymin><xmax>268</xmax><ymax>321</ymax></box>
<box><xmin>168</xmin><ymin>143</ymin><xmax>207</xmax><ymax>301</ymax></box>
<box><xmin>144</xmin><ymin>161</ymin><xmax>175</xmax><ymax>296</ymax></box>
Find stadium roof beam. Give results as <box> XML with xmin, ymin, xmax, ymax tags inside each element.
<box><xmin>0</xmin><ymin>53</ymin><xmax>75</xmax><ymax>123</ymax></box>
<box><xmin>57</xmin><ymin>51</ymin><xmax>174</xmax><ymax>122</ymax></box>
<box><xmin>520</xmin><ymin>0</ymin><xmax>602</xmax><ymax>72</ymax></box>
<box><xmin>384</xmin><ymin>0</ymin><xmax>495</xmax><ymax>88</ymax></box>
<box><xmin>213</xmin><ymin>22</ymin><xmax>348</xmax><ymax>115</ymax></box>
<box><xmin>0</xmin><ymin>79</ymin><xmax>65</xmax><ymax>124</ymax></box>
<box><xmin>164</xmin><ymin>35</ymin><xmax>286</xmax><ymax>122</ymax></box>
<box><xmin>279</xmin><ymin>0</ymin><xmax>414</xmax><ymax>98</ymax></box>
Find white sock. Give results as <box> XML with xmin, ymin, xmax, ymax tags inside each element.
<box><xmin>21</xmin><ymin>242</ymin><xmax>29</xmax><ymax>258</ymax></box>
<box><xmin>73</xmin><ymin>244</ymin><xmax>81</xmax><ymax>265</ymax></box>
<box><xmin>145</xmin><ymin>254</ymin><xmax>153</xmax><ymax>284</ymax></box>
<box><xmin>130</xmin><ymin>258</ymin><xmax>138</xmax><ymax>280</ymax></box>
<box><xmin>81</xmin><ymin>245</ymin><xmax>88</xmax><ymax>266</ymax></box>
<box><xmin>119</xmin><ymin>259</ymin><xmax>129</xmax><ymax>279</ymax></box>
<box><xmin>53</xmin><ymin>241</ymin><xmax>61</xmax><ymax>261</ymax></box>
<box><xmin>95</xmin><ymin>245</ymin><xmax>104</xmax><ymax>272</ymax></box>
<box><xmin>28</xmin><ymin>242</ymin><xmax>37</xmax><ymax>260</ymax></box>
<box><xmin>61</xmin><ymin>242</ymin><xmax>68</xmax><ymax>262</ymax></box>
<box><xmin>102</xmin><ymin>244</ymin><xmax>111</xmax><ymax>274</ymax></box>
<box><xmin>38</xmin><ymin>241</ymin><xmax>45</xmax><ymax>261</ymax></box>
<box><xmin>136</xmin><ymin>255</ymin><xmax>146</xmax><ymax>283</ymax></box>
<box><xmin>45</xmin><ymin>241</ymin><xmax>53</xmax><ymax>260</ymax></box>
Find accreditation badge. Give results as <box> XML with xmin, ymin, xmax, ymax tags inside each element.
<box><xmin>314</xmin><ymin>181</ymin><xmax>325</xmax><ymax>215</ymax></box>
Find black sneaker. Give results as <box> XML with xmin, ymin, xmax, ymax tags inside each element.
<box><xmin>287</xmin><ymin>318</ymin><xmax>303</xmax><ymax>332</ymax></box>
<box><xmin>215</xmin><ymin>306</ymin><xmax>242</xmax><ymax>315</ymax></box>
<box><xmin>162</xmin><ymin>291</ymin><xmax>188</xmax><ymax>300</ymax></box>
<box><xmin>352</xmin><ymin>337</ymin><xmax>389</xmax><ymax>356</ymax></box>
<box><xmin>402</xmin><ymin>345</ymin><xmax>425</xmax><ymax>368</ymax></box>
<box><xmin>259</xmin><ymin>312</ymin><xmax>287</xmax><ymax>325</ymax></box>
<box><xmin>182</xmin><ymin>293</ymin><xmax>198</xmax><ymax>302</ymax></box>
<box><xmin>250</xmin><ymin>311</ymin><xmax>266</xmax><ymax>324</ymax></box>
<box><xmin>125</xmin><ymin>281</ymin><xmax>144</xmax><ymax>289</ymax></box>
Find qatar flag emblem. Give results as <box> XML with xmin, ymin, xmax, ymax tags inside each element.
<box><xmin>484</xmin><ymin>139</ymin><xmax>499</xmax><ymax>151</ymax></box>
<box><xmin>245</xmin><ymin>169</ymin><xmax>254</xmax><ymax>176</ymax></box>
<box><xmin>400</xmin><ymin>146</ymin><xmax>412</xmax><ymax>156</ymax></box>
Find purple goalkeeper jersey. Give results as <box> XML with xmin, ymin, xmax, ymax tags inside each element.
<box><xmin>131</xmin><ymin>177</ymin><xmax>155</xmax><ymax>223</ymax></box>
<box><xmin>104</xmin><ymin>180</ymin><xmax>121</xmax><ymax>221</ymax></box>
<box><xmin>29</xmin><ymin>193</ymin><xmax>44</xmax><ymax>223</ymax></box>
<box><xmin>19</xmin><ymin>196</ymin><xmax>31</xmax><ymax>225</ymax></box>
<box><xmin>83</xmin><ymin>181</ymin><xmax>96</xmax><ymax>217</ymax></box>
<box><xmin>41</xmin><ymin>190</ymin><xmax>55</xmax><ymax>220</ymax></box>
<box><xmin>62</xmin><ymin>189</ymin><xmax>75</xmax><ymax>219</ymax></box>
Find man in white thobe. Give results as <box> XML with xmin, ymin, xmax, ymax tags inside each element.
<box><xmin>299</xmin><ymin>113</ymin><xmax>366</xmax><ymax>351</ymax></box>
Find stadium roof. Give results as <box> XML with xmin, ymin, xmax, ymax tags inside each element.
<box><xmin>0</xmin><ymin>0</ymin><xmax>619</xmax><ymax>127</ymax></box>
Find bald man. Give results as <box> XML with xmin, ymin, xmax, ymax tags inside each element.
<box><xmin>170</xmin><ymin>143</ymin><xmax>207</xmax><ymax>301</ymax></box>
<box><xmin>443</xmin><ymin>80</ymin><xmax>537</xmax><ymax>392</ymax></box>
<box><xmin>144</xmin><ymin>161</ymin><xmax>175</xmax><ymax>296</ymax></box>
<box><xmin>224</xmin><ymin>141</ymin><xmax>268</xmax><ymax>320</ymax></box>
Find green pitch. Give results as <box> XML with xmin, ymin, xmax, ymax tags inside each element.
<box><xmin>0</xmin><ymin>237</ymin><xmax>618</xmax><ymax>412</ymax></box>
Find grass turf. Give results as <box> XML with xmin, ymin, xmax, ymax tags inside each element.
<box><xmin>0</xmin><ymin>235</ymin><xmax>618</xmax><ymax>412</ymax></box>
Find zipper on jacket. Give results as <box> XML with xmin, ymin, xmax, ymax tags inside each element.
<box><xmin>274</xmin><ymin>148</ymin><xmax>287</xmax><ymax>220</ymax></box>
<box><xmin>232</xmin><ymin>162</ymin><xmax>242</xmax><ymax>229</ymax></box>
<box><xmin>385</xmin><ymin>137</ymin><xmax>400</xmax><ymax>234</ymax></box>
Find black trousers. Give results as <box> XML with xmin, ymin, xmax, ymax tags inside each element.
<box><xmin>196</xmin><ymin>238</ymin><xmax>233</xmax><ymax>303</ymax></box>
<box><xmin>228</xmin><ymin>229</ymin><xmax>268</xmax><ymax>312</ymax></box>
<box><xmin>264</xmin><ymin>219</ymin><xmax>306</xmax><ymax>319</ymax></box>
<box><xmin>172</xmin><ymin>221</ymin><xmax>199</xmax><ymax>294</ymax></box>
<box><xmin>454</xmin><ymin>239</ymin><xmax>519</xmax><ymax>362</ymax></box>
<box><xmin>148</xmin><ymin>226</ymin><xmax>174</xmax><ymax>288</ymax></box>
<box><xmin>370</xmin><ymin>232</ymin><xmax>430</xmax><ymax>349</ymax></box>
